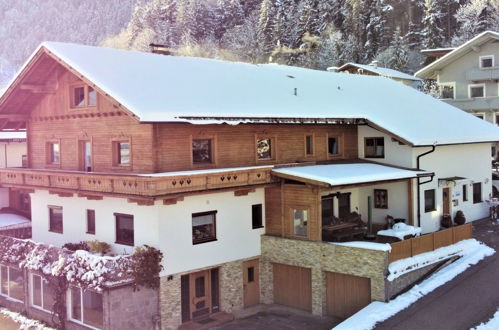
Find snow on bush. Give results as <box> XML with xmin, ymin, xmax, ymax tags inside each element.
<box><xmin>0</xmin><ymin>307</ymin><xmax>54</xmax><ymax>330</ymax></box>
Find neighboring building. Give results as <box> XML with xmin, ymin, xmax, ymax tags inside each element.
<box><xmin>420</xmin><ymin>47</ymin><xmax>455</xmax><ymax>62</ymax></box>
<box><xmin>415</xmin><ymin>31</ymin><xmax>499</xmax><ymax>140</ymax></box>
<box><xmin>0</xmin><ymin>42</ymin><xmax>497</xmax><ymax>329</ymax></box>
<box><xmin>335</xmin><ymin>62</ymin><xmax>422</xmax><ymax>88</ymax></box>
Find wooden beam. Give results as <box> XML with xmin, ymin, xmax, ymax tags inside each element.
<box><xmin>20</xmin><ymin>83</ymin><xmax>56</xmax><ymax>94</ymax></box>
<box><xmin>127</xmin><ymin>197</ymin><xmax>154</xmax><ymax>206</ymax></box>
<box><xmin>0</xmin><ymin>119</ymin><xmax>9</xmax><ymax>130</ymax></box>
<box><xmin>13</xmin><ymin>121</ymin><xmax>25</xmax><ymax>130</ymax></box>
<box><xmin>163</xmin><ymin>196</ymin><xmax>184</xmax><ymax>205</ymax></box>
<box><xmin>49</xmin><ymin>190</ymin><xmax>73</xmax><ymax>197</ymax></box>
<box><xmin>0</xmin><ymin>115</ymin><xmax>29</xmax><ymax>121</ymax></box>
<box><xmin>77</xmin><ymin>193</ymin><xmax>103</xmax><ymax>200</ymax></box>
<box><xmin>234</xmin><ymin>188</ymin><xmax>256</xmax><ymax>196</ymax></box>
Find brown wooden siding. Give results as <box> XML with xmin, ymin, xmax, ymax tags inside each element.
<box><xmin>265</xmin><ymin>185</ymin><xmax>282</xmax><ymax>236</ymax></box>
<box><xmin>326</xmin><ymin>272</ymin><xmax>371</xmax><ymax>318</ymax></box>
<box><xmin>282</xmin><ymin>184</ymin><xmax>321</xmax><ymax>241</ymax></box>
<box><xmin>272</xmin><ymin>263</ymin><xmax>312</xmax><ymax>312</ymax></box>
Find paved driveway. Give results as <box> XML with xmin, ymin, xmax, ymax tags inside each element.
<box><xmin>374</xmin><ymin>218</ymin><xmax>499</xmax><ymax>330</ymax></box>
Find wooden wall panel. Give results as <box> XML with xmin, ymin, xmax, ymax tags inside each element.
<box><xmin>273</xmin><ymin>263</ymin><xmax>312</xmax><ymax>312</ymax></box>
<box><xmin>282</xmin><ymin>184</ymin><xmax>320</xmax><ymax>241</ymax></box>
<box><xmin>411</xmin><ymin>234</ymin><xmax>434</xmax><ymax>256</ymax></box>
<box><xmin>433</xmin><ymin>228</ymin><xmax>453</xmax><ymax>249</ymax></box>
<box><xmin>326</xmin><ymin>272</ymin><xmax>371</xmax><ymax>318</ymax></box>
<box><xmin>452</xmin><ymin>223</ymin><xmax>472</xmax><ymax>243</ymax></box>
<box><xmin>264</xmin><ymin>186</ymin><xmax>282</xmax><ymax>236</ymax></box>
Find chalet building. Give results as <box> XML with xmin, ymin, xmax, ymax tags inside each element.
<box><xmin>0</xmin><ymin>42</ymin><xmax>497</xmax><ymax>330</ymax></box>
<box><xmin>335</xmin><ymin>62</ymin><xmax>422</xmax><ymax>89</ymax></box>
<box><xmin>416</xmin><ymin>30</ymin><xmax>499</xmax><ymax>157</ymax></box>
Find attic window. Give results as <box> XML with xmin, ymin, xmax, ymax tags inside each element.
<box><xmin>480</xmin><ymin>55</ymin><xmax>494</xmax><ymax>68</ymax></box>
<box><xmin>70</xmin><ymin>84</ymin><xmax>97</xmax><ymax>108</ymax></box>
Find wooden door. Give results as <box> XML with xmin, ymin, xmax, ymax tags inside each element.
<box><xmin>189</xmin><ymin>270</ymin><xmax>211</xmax><ymax>320</ymax></box>
<box><xmin>243</xmin><ymin>259</ymin><xmax>260</xmax><ymax>307</ymax></box>
<box><xmin>326</xmin><ymin>272</ymin><xmax>371</xmax><ymax>318</ymax></box>
<box><xmin>338</xmin><ymin>193</ymin><xmax>351</xmax><ymax>218</ymax></box>
<box><xmin>442</xmin><ymin>187</ymin><xmax>450</xmax><ymax>215</ymax></box>
<box><xmin>273</xmin><ymin>263</ymin><xmax>311</xmax><ymax>312</ymax></box>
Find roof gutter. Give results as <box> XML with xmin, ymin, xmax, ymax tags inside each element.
<box><xmin>416</xmin><ymin>145</ymin><xmax>436</xmax><ymax>227</ymax></box>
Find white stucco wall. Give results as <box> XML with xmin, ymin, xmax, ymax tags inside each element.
<box><xmin>0</xmin><ymin>188</ymin><xmax>9</xmax><ymax>209</ymax></box>
<box><xmin>414</xmin><ymin>143</ymin><xmax>492</xmax><ymax>233</ymax></box>
<box><xmin>30</xmin><ymin>188</ymin><xmax>265</xmax><ymax>276</ymax></box>
<box><xmin>0</xmin><ymin>142</ymin><xmax>26</xmax><ymax>168</ymax></box>
<box><xmin>358</xmin><ymin>181</ymin><xmax>409</xmax><ymax>225</ymax></box>
<box><xmin>357</xmin><ymin>125</ymin><xmax>414</xmax><ymax>168</ymax></box>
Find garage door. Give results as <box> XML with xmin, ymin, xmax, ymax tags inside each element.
<box><xmin>326</xmin><ymin>272</ymin><xmax>371</xmax><ymax>318</ymax></box>
<box><xmin>273</xmin><ymin>263</ymin><xmax>312</xmax><ymax>312</ymax></box>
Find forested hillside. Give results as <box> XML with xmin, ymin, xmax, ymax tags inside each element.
<box><xmin>103</xmin><ymin>0</ymin><xmax>499</xmax><ymax>73</ymax></box>
<box><xmin>0</xmin><ymin>0</ymin><xmax>141</xmax><ymax>86</ymax></box>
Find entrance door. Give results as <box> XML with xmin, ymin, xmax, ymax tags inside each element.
<box><xmin>338</xmin><ymin>193</ymin><xmax>351</xmax><ymax>218</ymax></box>
<box><xmin>189</xmin><ymin>270</ymin><xmax>211</xmax><ymax>320</ymax></box>
<box><xmin>81</xmin><ymin>141</ymin><xmax>92</xmax><ymax>172</ymax></box>
<box><xmin>243</xmin><ymin>259</ymin><xmax>260</xmax><ymax>307</ymax></box>
<box><xmin>442</xmin><ymin>187</ymin><xmax>450</xmax><ymax>215</ymax></box>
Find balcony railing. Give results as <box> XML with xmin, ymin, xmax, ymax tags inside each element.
<box><xmin>466</xmin><ymin>67</ymin><xmax>499</xmax><ymax>81</ymax></box>
<box><xmin>0</xmin><ymin>166</ymin><xmax>275</xmax><ymax>197</ymax></box>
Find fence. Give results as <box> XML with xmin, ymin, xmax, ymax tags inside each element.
<box><xmin>388</xmin><ymin>223</ymin><xmax>473</xmax><ymax>263</ymax></box>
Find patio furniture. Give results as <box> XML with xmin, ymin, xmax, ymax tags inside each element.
<box><xmin>322</xmin><ymin>212</ymin><xmax>366</xmax><ymax>241</ymax></box>
<box><xmin>377</xmin><ymin>222</ymin><xmax>421</xmax><ymax>241</ymax></box>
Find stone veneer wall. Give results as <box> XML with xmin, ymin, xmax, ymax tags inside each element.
<box><xmin>261</xmin><ymin>235</ymin><xmax>388</xmax><ymax>316</ymax></box>
<box><xmin>159</xmin><ymin>257</ymin><xmax>256</xmax><ymax>330</ymax></box>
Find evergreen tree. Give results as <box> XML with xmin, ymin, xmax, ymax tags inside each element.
<box><xmin>453</xmin><ymin>0</ymin><xmax>499</xmax><ymax>45</ymax></box>
<box><xmin>388</xmin><ymin>27</ymin><xmax>409</xmax><ymax>71</ymax></box>
<box><xmin>258</xmin><ymin>0</ymin><xmax>274</xmax><ymax>54</ymax></box>
<box><xmin>421</xmin><ymin>0</ymin><xmax>444</xmax><ymax>49</ymax></box>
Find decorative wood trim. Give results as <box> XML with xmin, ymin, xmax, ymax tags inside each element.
<box><xmin>234</xmin><ymin>188</ymin><xmax>256</xmax><ymax>196</ymax></box>
<box><xmin>49</xmin><ymin>190</ymin><xmax>73</xmax><ymax>198</ymax></box>
<box><xmin>163</xmin><ymin>196</ymin><xmax>184</xmax><ymax>205</ymax></box>
<box><xmin>127</xmin><ymin>197</ymin><xmax>154</xmax><ymax>206</ymax></box>
<box><xmin>77</xmin><ymin>193</ymin><xmax>103</xmax><ymax>200</ymax></box>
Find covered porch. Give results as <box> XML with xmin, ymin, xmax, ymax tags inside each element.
<box><xmin>268</xmin><ymin>162</ymin><xmax>433</xmax><ymax>243</ymax></box>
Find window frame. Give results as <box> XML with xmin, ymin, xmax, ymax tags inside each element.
<box><xmin>251</xmin><ymin>204</ymin><xmax>263</xmax><ymax>229</ymax></box>
<box><xmin>67</xmin><ymin>286</ymin><xmax>104</xmax><ymax>330</ymax></box>
<box><xmin>462</xmin><ymin>184</ymin><xmax>468</xmax><ymax>202</ymax></box>
<box><xmin>191</xmin><ymin>136</ymin><xmax>215</xmax><ymax>166</ymax></box>
<box><xmin>30</xmin><ymin>273</ymin><xmax>54</xmax><ymax>312</ymax></box>
<box><xmin>473</xmin><ymin>182</ymin><xmax>482</xmax><ymax>204</ymax></box>
<box><xmin>255</xmin><ymin>135</ymin><xmax>276</xmax><ymax>162</ymax></box>
<box><xmin>114</xmin><ymin>213</ymin><xmax>134</xmax><ymax>246</ymax></box>
<box><xmin>479</xmin><ymin>55</ymin><xmax>494</xmax><ymax>69</ymax></box>
<box><xmin>327</xmin><ymin>134</ymin><xmax>341</xmax><ymax>158</ymax></box>
<box><xmin>374</xmin><ymin>189</ymin><xmax>388</xmax><ymax>209</ymax></box>
<box><xmin>86</xmin><ymin>209</ymin><xmax>96</xmax><ymax>235</ymax></box>
<box><xmin>48</xmin><ymin>205</ymin><xmax>63</xmax><ymax>234</ymax></box>
<box><xmin>0</xmin><ymin>264</ymin><xmax>24</xmax><ymax>302</ymax></box>
<box><xmin>112</xmin><ymin>138</ymin><xmax>132</xmax><ymax>168</ymax></box>
<box><xmin>364</xmin><ymin>137</ymin><xmax>385</xmax><ymax>158</ymax></box>
<box><xmin>474</xmin><ymin>112</ymin><xmax>486</xmax><ymax>120</ymax></box>
<box><xmin>304</xmin><ymin>134</ymin><xmax>314</xmax><ymax>156</ymax></box>
<box><xmin>69</xmin><ymin>83</ymin><xmax>98</xmax><ymax>109</ymax></box>
<box><xmin>424</xmin><ymin>189</ymin><xmax>436</xmax><ymax>213</ymax></box>
<box><xmin>468</xmin><ymin>83</ymin><xmax>486</xmax><ymax>98</ymax></box>
<box><xmin>291</xmin><ymin>207</ymin><xmax>309</xmax><ymax>238</ymax></box>
<box><xmin>439</xmin><ymin>82</ymin><xmax>455</xmax><ymax>100</ymax></box>
<box><xmin>46</xmin><ymin>140</ymin><xmax>61</xmax><ymax>166</ymax></box>
<box><xmin>192</xmin><ymin>211</ymin><xmax>217</xmax><ymax>245</ymax></box>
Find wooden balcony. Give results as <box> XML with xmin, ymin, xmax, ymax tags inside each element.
<box><xmin>0</xmin><ymin>166</ymin><xmax>275</xmax><ymax>199</ymax></box>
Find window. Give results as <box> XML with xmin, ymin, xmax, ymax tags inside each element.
<box><xmin>113</xmin><ymin>141</ymin><xmax>130</xmax><ymax>166</ymax></box>
<box><xmin>192</xmin><ymin>211</ymin><xmax>217</xmax><ymax>244</ymax></box>
<box><xmin>0</xmin><ymin>265</ymin><xmax>24</xmax><ymax>301</ymax></box>
<box><xmin>87</xmin><ymin>209</ymin><xmax>95</xmax><ymax>234</ymax></box>
<box><xmin>49</xmin><ymin>206</ymin><xmax>63</xmax><ymax>233</ymax></box>
<box><xmin>480</xmin><ymin>55</ymin><xmax>494</xmax><ymax>68</ymax></box>
<box><xmin>115</xmin><ymin>213</ymin><xmax>134</xmax><ymax>245</ymax></box>
<box><xmin>192</xmin><ymin>139</ymin><xmax>212</xmax><ymax>164</ymax></box>
<box><xmin>328</xmin><ymin>136</ymin><xmax>339</xmax><ymax>156</ymax></box>
<box><xmin>252</xmin><ymin>204</ymin><xmax>263</xmax><ymax>229</ymax></box>
<box><xmin>374</xmin><ymin>189</ymin><xmax>388</xmax><ymax>209</ymax></box>
<box><xmin>21</xmin><ymin>155</ymin><xmax>27</xmax><ymax>168</ymax></box>
<box><xmin>469</xmin><ymin>84</ymin><xmax>485</xmax><ymax>98</ymax></box>
<box><xmin>424</xmin><ymin>189</ymin><xmax>436</xmax><ymax>212</ymax></box>
<box><xmin>47</xmin><ymin>142</ymin><xmax>60</xmax><ymax>164</ymax></box>
<box><xmin>293</xmin><ymin>209</ymin><xmax>308</xmax><ymax>237</ymax></box>
<box><xmin>439</xmin><ymin>84</ymin><xmax>455</xmax><ymax>99</ymax></box>
<box><xmin>365</xmin><ymin>137</ymin><xmax>384</xmax><ymax>158</ymax></box>
<box><xmin>70</xmin><ymin>85</ymin><xmax>97</xmax><ymax>108</ymax></box>
<box><xmin>496</xmin><ymin>114</ymin><xmax>499</xmax><ymax>126</ymax></box>
<box><xmin>247</xmin><ymin>267</ymin><xmax>255</xmax><ymax>282</ymax></box>
<box><xmin>473</xmin><ymin>182</ymin><xmax>482</xmax><ymax>204</ymax></box>
<box><xmin>31</xmin><ymin>274</ymin><xmax>54</xmax><ymax>312</ymax></box>
<box><xmin>256</xmin><ymin>137</ymin><xmax>273</xmax><ymax>160</ymax></box>
<box><xmin>475</xmin><ymin>113</ymin><xmax>485</xmax><ymax>120</ymax></box>
<box><xmin>305</xmin><ymin>135</ymin><xmax>314</xmax><ymax>155</ymax></box>
<box><xmin>69</xmin><ymin>287</ymin><xmax>103</xmax><ymax>329</ymax></box>
<box><xmin>463</xmin><ymin>185</ymin><xmax>468</xmax><ymax>202</ymax></box>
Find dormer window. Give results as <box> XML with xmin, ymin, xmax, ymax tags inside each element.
<box><xmin>469</xmin><ymin>84</ymin><xmax>485</xmax><ymax>98</ymax></box>
<box><xmin>480</xmin><ymin>55</ymin><xmax>494</xmax><ymax>68</ymax></box>
<box><xmin>70</xmin><ymin>84</ymin><xmax>97</xmax><ymax>108</ymax></box>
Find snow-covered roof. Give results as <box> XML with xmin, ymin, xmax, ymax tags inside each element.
<box><xmin>416</xmin><ymin>31</ymin><xmax>499</xmax><ymax>78</ymax></box>
<box><xmin>4</xmin><ymin>42</ymin><xmax>499</xmax><ymax>146</ymax></box>
<box><xmin>272</xmin><ymin>163</ymin><xmax>431</xmax><ymax>187</ymax></box>
<box><xmin>0</xmin><ymin>131</ymin><xmax>26</xmax><ymax>141</ymax></box>
<box><xmin>337</xmin><ymin>62</ymin><xmax>421</xmax><ymax>81</ymax></box>
<box><xmin>0</xmin><ymin>213</ymin><xmax>30</xmax><ymax>229</ymax></box>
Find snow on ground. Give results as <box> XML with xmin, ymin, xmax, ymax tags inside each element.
<box><xmin>472</xmin><ymin>309</ymin><xmax>499</xmax><ymax>330</ymax></box>
<box><xmin>331</xmin><ymin>241</ymin><xmax>392</xmax><ymax>252</ymax></box>
<box><xmin>0</xmin><ymin>213</ymin><xmax>30</xmax><ymax>228</ymax></box>
<box><xmin>333</xmin><ymin>239</ymin><xmax>495</xmax><ymax>330</ymax></box>
<box><xmin>387</xmin><ymin>238</ymin><xmax>481</xmax><ymax>281</ymax></box>
<box><xmin>0</xmin><ymin>307</ymin><xmax>54</xmax><ymax>330</ymax></box>
<box><xmin>377</xmin><ymin>223</ymin><xmax>422</xmax><ymax>241</ymax></box>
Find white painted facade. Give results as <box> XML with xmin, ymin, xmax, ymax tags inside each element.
<box><xmin>0</xmin><ymin>141</ymin><xmax>26</xmax><ymax>168</ymax></box>
<box><xmin>30</xmin><ymin>188</ymin><xmax>265</xmax><ymax>276</ymax></box>
<box><xmin>358</xmin><ymin>125</ymin><xmax>492</xmax><ymax>233</ymax></box>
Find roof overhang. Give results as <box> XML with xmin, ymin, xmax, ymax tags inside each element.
<box><xmin>272</xmin><ymin>163</ymin><xmax>433</xmax><ymax>188</ymax></box>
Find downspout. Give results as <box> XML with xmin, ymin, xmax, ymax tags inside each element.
<box><xmin>416</xmin><ymin>145</ymin><xmax>436</xmax><ymax>227</ymax></box>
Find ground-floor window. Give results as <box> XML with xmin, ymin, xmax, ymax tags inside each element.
<box><xmin>31</xmin><ymin>274</ymin><xmax>55</xmax><ymax>312</ymax></box>
<box><xmin>0</xmin><ymin>265</ymin><xmax>24</xmax><ymax>302</ymax></box>
<box><xmin>69</xmin><ymin>287</ymin><xmax>103</xmax><ymax>329</ymax></box>
<box><xmin>424</xmin><ymin>189</ymin><xmax>436</xmax><ymax>212</ymax></box>
<box><xmin>473</xmin><ymin>182</ymin><xmax>482</xmax><ymax>204</ymax></box>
